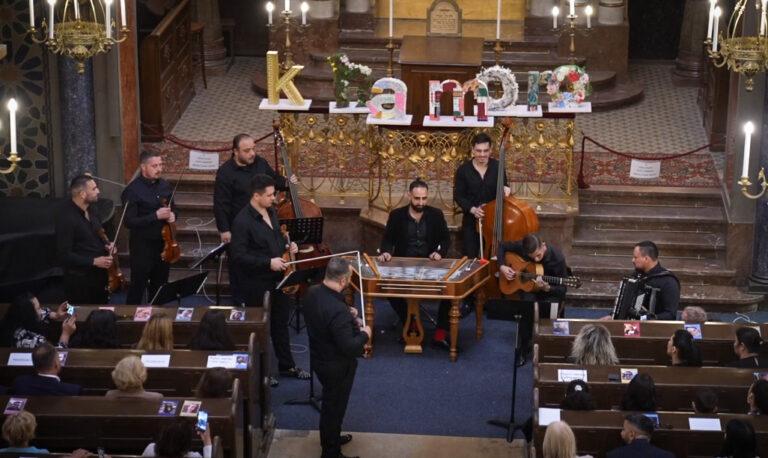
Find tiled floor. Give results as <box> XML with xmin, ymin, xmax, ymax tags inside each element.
<box><xmin>172</xmin><ymin>58</ymin><xmax>720</xmax><ymax>175</ymax></box>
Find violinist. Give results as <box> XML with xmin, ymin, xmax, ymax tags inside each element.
<box><xmin>453</xmin><ymin>132</ymin><xmax>510</xmax><ymax>258</ymax></box>
<box><xmin>55</xmin><ymin>175</ymin><xmax>112</xmax><ymax>304</ymax></box>
<box><xmin>230</xmin><ymin>174</ymin><xmax>310</xmax><ymax>382</ymax></box>
<box><xmin>121</xmin><ymin>150</ymin><xmax>176</xmax><ymax>305</ymax></box>
<box><xmin>214</xmin><ymin>133</ymin><xmax>297</xmax><ymax>299</ymax></box>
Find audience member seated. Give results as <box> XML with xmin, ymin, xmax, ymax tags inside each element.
<box><xmin>0</xmin><ymin>292</ymin><xmax>76</xmax><ymax>348</ymax></box>
<box><xmin>667</xmin><ymin>329</ymin><xmax>702</xmax><ymax>367</ymax></box>
<box><xmin>620</xmin><ymin>373</ymin><xmax>657</xmax><ymax>412</ymax></box>
<box><xmin>136</xmin><ymin>312</ymin><xmax>174</xmax><ymax>351</ymax></box>
<box><xmin>105</xmin><ymin>355</ymin><xmax>163</xmax><ymax>400</ymax></box>
<box><xmin>69</xmin><ymin>309</ymin><xmax>120</xmax><ymax>349</ymax></box>
<box><xmin>11</xmin><ymin>343</ymin><xmax>82</xmax><ymax>396</ymax></box>
<box><xmin>0</xmin><ymin>411</ymin><xmax>49</xmax><ymax>454</ymax></box>
<box><xmin>692</xmin><ymin>387</ymin><xmax>718</xmax><ymax>414</ymax></box>
<box><xmin>542</xmin><ymin>421</ymin><xmax>594</xmax><ymax>458</ymax></box>
<box><xmin>568</xmin><ymin>324</ymin><xmax>619</xmax><ymax>366</ymax></box>
<box><xmin>747</xmin><ymin>380</ymin><xmax>768</xmax><ymax>416</ymax></box>
<box><xmin>606</xmin><ymin>413</ymin><xmax>674</xmax><ymax>458</ymax></box>
<box><xmin>188</xmin><ymin>310</ymin><xmax>236</xmax><ymax>351</ymax></box>
<box><xmin>727</xmin><ymin>327</ymin><xmax>768</xmax><ymax>368</ymax></box>
<box><xmin>142</xmin><ymin>418</ymin><xmax>212</xmax><ymax>458</ymax></box>
<box><xmin>680</xmin><ymin>306</ymin><xmax>708</xmax><ymax>323</ymax></box>
<box><xmin>195</xmin><ymin>367</ymin><xmax>234</xmax><ymax>398</ymax></box>
<box><xmin>716</xmin><ymin>418</ymin><xmax>758</xmax><ymax>458</ymax></box>
<box><xmin>560</xmin><ymin>380</ymin><xmax>595</xmax><ymax>411</ymax></box>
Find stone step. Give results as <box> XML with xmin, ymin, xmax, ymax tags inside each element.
<box><xmin>577</xmin><ymin>202</ymin><xmax>725</xmax><ymax>232</ymax></box>
<box><xmin>174</xmin><ymin>191</ymin><xmax>216</xmax><ymax>217</ymax></box>
<box><xmin>565</xmin><ymin>280</ymin><xmax>762</xmax><ymax>313</ymax></box>
<box><xmin>579</xmin><ymin>185</ymin><xmax>723</xmax><ymax>208</ymax></box>
<box><xmin>567</xmin><ymin>254</ymin><xmax>736</xmax><ymax>286</ymax></box>
<box><xmin>572</xmin><ymin>226</ymin><xmax>726</xmax><ymax>258</ymax></box>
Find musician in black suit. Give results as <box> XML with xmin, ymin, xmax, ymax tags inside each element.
<box><xmin>498</xmin><ymin>233</ymin><xmax>569</xmax><ymax>304</ymax></box>
<box><xmin>303</xmin><ymin>257</ymin><xmax>371</xmax><ymax>458</ymax></box>
<box><xmin>230</xmin><ymin>174</ymin><xmax>309</xmax><ymax>381</ymax></box>
<box><xmin>631</xmin><ymin>241</ymin><xmax>680</xmax><ymax>320</ymax></box>
<box><xmin>453</xmin><ymin>132</ymin><xmax>509</xmax><ymax>257</ymax></box>
<box><xmin>11</xmin><ymin>343</ymin><xmax>82</xmax><ymax>396</ymax></box>
<box><xmin>121</xmin><ymin>150</ymin><xmax>176</xmax><ymax>305</ymax></box>
<box><xmin>377</xmin><ymin>178</ymin><xmax>453</xmax><ymax>349</ymax></box>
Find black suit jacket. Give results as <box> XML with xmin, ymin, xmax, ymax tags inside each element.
<box><xmin>606</xmin><ymin>439</ymin><xmax>674</xmax><ymax>458</ymax></box>
<box><xmin>11</xmin><ymin>374</ymin><xmax>82</xmax><ymax>396</ymax></box>
<box><xmin>303</xmin><ymin>284</ymin><xmax>368</xmax><ymax>366</ymax></box>
<box><xmin>379</xmin><ymin>205</ymin><xmax>450</xmax><ymax>257</ymax></box>
<box><xmin>726</xmin><ymin>355</ymin><xmax>768</xmax><ymax>368</ymax></box>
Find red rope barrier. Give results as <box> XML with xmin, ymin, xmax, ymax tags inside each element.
<box><xmin>140</xmin><ymin>124</ymin><xmax>274</xmax><ymax>152</ymax></box>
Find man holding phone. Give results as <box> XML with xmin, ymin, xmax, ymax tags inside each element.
<box><xmin>303</xmin><ymin>257</ymin><xmax>371</xmax><ymax>458</ymax></box>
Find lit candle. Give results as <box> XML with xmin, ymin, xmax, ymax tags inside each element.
<box><xmin>28</xmin><ymin>0</ymin><xmax>35</xmax><ymax>28</ymax></box>
<box><xmin>105</xmin><ymin>0</ymin><xmax>112</xmax><ymax>38</ymax></box>
<box><xmin>284</xmin><ymin>0</ymin><xmax>289</xmax><ymax>12</ymax></box>
<box><xmin>713</xmin><ymin>6</ymin><xmax>721</xmax><ymax>52</ymax></box>
<box><xmin>742</xmin><ymin>122</ymin><xmax>754</xmax><ymax>178</ymax></box>
<box><xmin>552</xmin><ymin>6</ymin><xmax>559</xmax><ymax>29</ymax></box>
<box><xmin>496</xmin><ymin>0</ymin><xmax>501</xmax><ymax>40</ymax></box>
<box><xmin>73</xmin><ymin>0</ymin><xmax>79</xmax><ymax>19</ymax></box>
<box><xmin>761</xmin><ymin>0</ymin><xmax>767</xmax><ymax>36</ymax></box>
<box><xmin>569</xmin><ymin>0</ymin><xmax>575</xmax><ymax>16</ymax></box>
<box><xmin>389</xmin><ymin>0</ymin><xmax>393</xmax><ymax>38</ymax></box>
<box><xmin>47</xmin><ymin>0</ymin><xmax>55</xmax><ymax>40</ymax></box>
<box><xmin>300</xmin><ymin>1</ymin><xmax>308</xmax><ymax>25</ymax></box>
<box><xmin>266</xmin><ymin>2</ymin><xmax>274</xmax><ymax>25</ymax></box>
<box><xmin>707</xmin><ymin>0</ymin><xmax>715</xmax><ymax>40</ymax></box>
<box><xmin>120</xmin><ymin>0</ymin><xmax>126</xmax><ymax>27</ymax></box>
<box><xmin>585</xmin><ymin>5</ymin><xmax>593</xmax><ymax>29</ymax></box>
<box><xmin>7</xmin><ymin>99</ymin><xmax>17</xmax><ymax>155</ymax></box>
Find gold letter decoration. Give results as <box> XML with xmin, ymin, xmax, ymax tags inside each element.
<box><xmin>266</xmin><ymin>51</ymin><xmax>305</xmax><ymax>106</ymax></box>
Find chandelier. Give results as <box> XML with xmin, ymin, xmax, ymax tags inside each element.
<box><xmin>27</xmin><ymin>0</ymin><xmax>131</xmax><ymax>74</ymax></box>
<box><xmin>707</xmin><ymin>0</ymin><xmax>768</xmax><ymax>91</ymax></box>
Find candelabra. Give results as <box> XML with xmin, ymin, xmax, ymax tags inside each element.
<box><xmin>27</xmin><ymin>0</ymin><xmax>130</xmax><ymax>74</ymax></box>
<box><xmin>552</xmin><ymin>4</ymin><xmax>594</xmax><ymax>64</ymax></box>
<box><xmin>385</xmin><ymin>37</ymin><xmax>396</xmax><ymax>78</ymax></box>
<box><xmin>493</xmin><ymin>39</ymin><xmax>503</xmax><ymax>66</ymax></box>
<box><xmin>738</xmin><ymin>121</ymin><xmax>768</xmax><ymax>199</ymax></box>
<box><xmin>266</xmin><ymin>2</ymin><xmax>310</xmax><ymax>71</ymax></box>
<box><xmin>1</xmin><ymin>99</ymin><xmax>20</xmax><ymax>175</ymax></box>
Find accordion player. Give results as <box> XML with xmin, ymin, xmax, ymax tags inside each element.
<box><xmin>612</xmin><ymin>276</ymin><xmax>662</xmax><ymax>320</ymax></box>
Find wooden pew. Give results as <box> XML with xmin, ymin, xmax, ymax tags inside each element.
<box><xmin>534</xmin><ymin>362</ymin><xmax>755</xmax><ymax>413</ymax></box>
<box><xmin>533</xmin><ymin>409</ymin><xmax>768</xmax><ymax>458</ymax></box>
<box><xmin>0</xmin><ymin>436</ymin><xmax>224</xmax><ymax>458</ymax></box>
<box><xmin>0</xmin><ymin>388</ymin><xmax>243</xmax><ymax>457</ymax></box>
<box><xmin>534</xmin><ymin>319</ymin><xmax>765</xmax><ymax>366</ymax></box>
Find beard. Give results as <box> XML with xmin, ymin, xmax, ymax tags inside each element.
<box><xmin>410</xmin><ymin>203</ymin><xmax>424</xmax><ymax>213</ymax></box>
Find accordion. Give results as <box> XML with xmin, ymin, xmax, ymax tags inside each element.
<box><xmin>612</xmin><ymin>276</ymin><xmax>661</xmax><ymax>320</ymax></box>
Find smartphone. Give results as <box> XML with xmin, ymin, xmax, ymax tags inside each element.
<box><xmin>66</xmin><ymin>303</ymin><xmax>75</xmax><ymax>316</ymax></box>
<box><xmin>196</xmin><ymin>410</ymin><xmax>208</xmax><ymax>432</ymax></box>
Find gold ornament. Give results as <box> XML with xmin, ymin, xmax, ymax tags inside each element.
<box><xmin>267</xmin><ymin>51</ymin><xmax>305</xmax><ymax>105</ymax></box>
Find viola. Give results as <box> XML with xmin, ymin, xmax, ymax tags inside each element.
<box><xmin>160</xmin><ymin>197</ymin><xmax>181</xmax><ymax>264</ymax></box>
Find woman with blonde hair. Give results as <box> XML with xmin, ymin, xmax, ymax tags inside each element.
<box><xmin>542</xmin><ymin>421</ymin><xmax>593</xmax><ymax>458</ymax></box>
<box><xmin>106</xmin><ymin>355</ymin><xmax>163</xmax><ymax>400</ymax></box>
<box><xmin>569</xmin><ymin>324</ymin><xmax>619</xmax><ymax>366</ymax></box>
<box><xmin>136</xmin><ymin>312</ymin><xmax>174</xmax><ymax>351</ymax></box>
<box><xmin>0</xmin><ymin>411</ymin><xmax>49</xmax><ymax>453</ymax></box>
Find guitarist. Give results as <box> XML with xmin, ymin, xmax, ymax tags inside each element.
<box><xmin>498</xmin><ymin>233</ymin><xmax>569</xmax><ymax>306</ymax></box>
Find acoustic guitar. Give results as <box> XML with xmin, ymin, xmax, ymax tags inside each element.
<box><xmin>499</xmin><ymin>252</ymin><xmax>582</xmax><ymax>295</ymax></box>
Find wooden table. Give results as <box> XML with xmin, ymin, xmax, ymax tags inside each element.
<box><xmin>349</xmin><ymin>256</ymin><xmax>490</xmax><ymax>362</ymax></box>
<box><xmin>398</xmin><ymin>35</ymin><xmax>485</xmax><ymax>122</ymax></box>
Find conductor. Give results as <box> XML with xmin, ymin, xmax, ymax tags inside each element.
<box><xmin>303</xmin><ymin>257</ymin><xmax>371</xmax><ymax>458</ymax></box>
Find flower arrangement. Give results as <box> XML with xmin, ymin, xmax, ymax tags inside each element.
<box><xmin>327</xmin><ymin>53</ymin><xmax>374</xmax><ymax>108</ymax></box>
<box><xmin>545</xmin><ymin>65</ymin><xmax>592</xmax><ymax>107</ymax></box>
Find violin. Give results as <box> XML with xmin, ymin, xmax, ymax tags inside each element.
<box><xmin>96</xmin><ymin>227</ymin><xmax>125</xmax><ymax>294</ymax></box>
<box><xmin>160</xmin><ymin>197</ymin><xmax>181</xmax><ymax>264</ymax></box>
<box><xmin>279</xmin><ymin>224</ymin><xmax>300</xmax><ymax>295</ymax></box>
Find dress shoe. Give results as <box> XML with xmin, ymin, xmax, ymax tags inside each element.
<box><xmin>339</xmin><ymin>434</ymin><xmax>353</xmax><ymax>446</ymax></box>
<box><xmin>268</xmin><ymin>376</ymin><xmax>279</xmax><ymax>387</ymax></box>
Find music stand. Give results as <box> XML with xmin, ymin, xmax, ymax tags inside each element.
<box><xmin>278</xmin><ymin>266</ymin><xmax>323</xmax><ymax>333</ymax></box>
<box><xmin>150</xmin><ymin>272</ymin><xmax>208</xmax><ymax>306</ymax></box>
<box><xmin>278</xmin><ymin>217</ymin><xmax>324</xmax><ymax>244</ymax></box>
<box><xmin>189</xmin><ymin>243</ymin><xmax>228</xmax><ymax>305</ymax></box>
<box><xmin>485</xmin><ymin>299</ymin><xmax>531</xmax><ymax>442</ymax></box>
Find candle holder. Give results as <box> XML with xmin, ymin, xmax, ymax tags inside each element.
<box><xmin>493</xmin><ymin>39</ymin><xmax>503</xmax><ymax>66</ymax></box>
<box><xmin>385</xmin><ymin>37</ymin><xmax>396</xmax><ymax>78</ymax></box>
<box><xmin>553</xmin><ymin>13</ymin><xmax>593</xmax><ymax>64</ymax></box>
<box><xmin>739</xmin><ymin>170</ymin><xmax>768</xmax><ymax>199</ymax></box>
<box><xmin>0</xmin><ymin>151</ymin><xmax>21</xmax><ymax>175</ymax></box>
<box><xmin>268</xmin><ymin>9</ymin><xmax>310</xmax><ymax>71</ymax></box>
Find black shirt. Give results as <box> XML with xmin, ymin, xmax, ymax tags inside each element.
<box><xmin>726</xmin><ymin>355</ymin><xmax>768</xmax><ymax>368</ymax></box>
<box><xmin>230</xmin><ymin>204</ymin><xmax>287</xmax><ymax>284</ymax></box>
<box><xmin>214</xmin><ymin>156</ymin><xmax>287</xmax><ymax>233</ymax></box>
<box><xmin>55</xmin><ymin>200</ymin><xmax>107</xmax><ymax>274</ymax></box>
<box><xmin>379</xmin><ymin>205</ymin><xmax>450</xmax><ymax>258</ymax></box>
<box><xmin>640</xmin><ymin>263</ymin><xmax>680</xmax><ymax>321</ymax></box>
<box><xmin>303</xmin><ymin>283</ymin><xmax>368</xmax><ymax>365</ymax></box>
<box><xmin>121</xmin><ymin>176</ymin><xmax>175</xmax><ymax>242</ymax></box>
<box><xmin>498</xmin><ymin>240</ymin><xmax>568</xmax><ymax>300</ymax></box>
<box><xmin>405</xmin><ymin>216</ymin><xmax>429</xmax><ymax>257</ymax></box>
<box><xmin>453</xmin><ymin>158</ymin><xmax>508</xmax><ymax>224</ymax></box>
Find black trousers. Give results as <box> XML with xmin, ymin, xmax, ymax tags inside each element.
<box><xmin>461</xmin><ymin>218</ymin><xmax>480</xmax><ymax>258</ymax></box>
<box><xmin>239</xmin><ymin>281</ymin><xmax>296</xmax><ymax>372</ymax></box>
<box><xmin>226</xmin><ymin>248</ymin><xmax>241</xmax><ymax>303</ymax></box>
<box><xmin>315</xmin><ymin>359</ymin><xmax>357</xmax><ymax>458</ymax></box>
<box><xmin>127</xmin><ymin>238</ymin><xmax>170</xmax><ymax>305</ymax></box>
<box><xmin>64</xmin><ymin>268</ymin><xmax>108</xmax><ymax>304</ymax></box>
<box><xmin>389</xmin><ymin>298</ymin><xmax>451</xmax><ymax>331</ymax></box>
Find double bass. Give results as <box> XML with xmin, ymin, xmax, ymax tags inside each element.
<box><xmin>479</xmin><ymin>126</ymin><xmax>540</xmax><ymax>297</ymax></box>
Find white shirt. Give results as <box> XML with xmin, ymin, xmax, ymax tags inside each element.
<box><xmin>142</xmin><ymin>443</ymin><xmax>212</xmax><ymax>458</ymax></box>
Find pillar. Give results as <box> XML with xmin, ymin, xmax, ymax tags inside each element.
<box><xmin>673</xmin><ymin>0</ymin><xmax>709</xmax><ymax>84</ymax></box>
<box><xmin>58</xmin><ymin>58</ymin><xmax>97</xmax><ymax>185</ymax></box>
<box><xmin>194</xmin><ymin>0</ymin><xmax>228</xmax><ymax>73</ymax></box>
<box><xmin>598</xmin><ymin>0</ymin><xmax>624</xmax><ymax>25</ymax></box>
<box><xmin>748</xmin><ymin>78</ymin><xmax>768</xmax><ymax>292</ymax></box>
